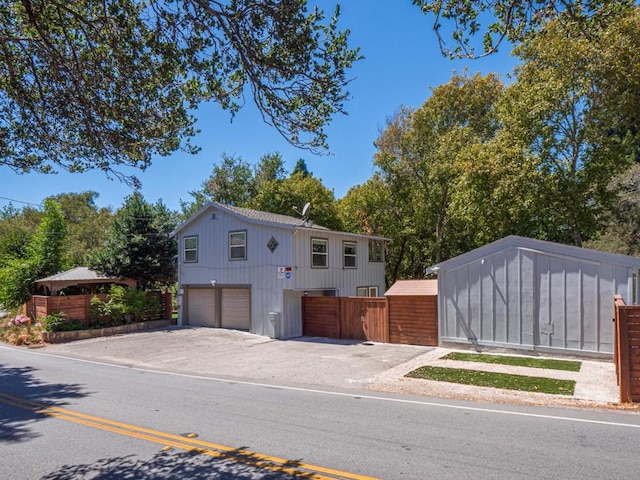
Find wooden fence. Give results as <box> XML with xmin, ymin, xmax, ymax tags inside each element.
<box><xmin>25</xmin><ymin>292</ymin><xmax>173</xmax><ymax>326</ymax></box>
<box><xmin>613</xmin><ymin>295</ymin><xmax>640</xmax><ymax>403</ymax></box>
<box><xmin>302</xmin><ymin>296</ymin><xmax>438</xmax><ymax>346</ymax></box>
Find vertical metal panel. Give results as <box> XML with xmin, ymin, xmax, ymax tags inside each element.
<box><xmin>493</xmin><ymin>251</ymin><xmax>507</xmax><ymax>343</ymax></box>
<box><xmin>582</xmin><ymin>262</ymin><xmax>598</xmax><ymax>351</ymax></box>
<box><xmin>468</xmin><ymin>261</ymin><xmax>482</xmax><ymax>345</ymax></box>
<box><xmin>519</xmin><ymin>250</ymin><xmax>536</xmax><ymax>347</ymax></box>
<box><xmin>506</xmin><ymin>247</ymin><xmax>520</xmax><ymax>344</ymax></box>
<box><xmin>564</xmin><ymin>259</ymin><xmax>582</xmax><ymax>350</ymax></box>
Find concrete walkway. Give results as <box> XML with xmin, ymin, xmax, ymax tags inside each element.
<box><xmin>41</xmin><ymin>326</ymin><xmax>627</xmax><ymax>409</ymax></box>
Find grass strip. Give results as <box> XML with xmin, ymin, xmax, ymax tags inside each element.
<box><xmin>440</xmin><ymin>352</ymin><xmax>581</xmax><ymax>372</ymax></box>
<box><xmin>405</xmin><ymin>366</ymin><xmax>576</xmax><ymax>395</ymax></box>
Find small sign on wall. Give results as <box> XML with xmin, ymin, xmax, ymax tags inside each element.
<box><xmin>277</xmin><ymin>266</ymin><xmax>292</xmax><ymax>279</ymax></box>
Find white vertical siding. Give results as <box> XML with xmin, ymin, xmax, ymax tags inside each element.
<box><xmin>291</xmin><ymin>229</ymin><xmax>386</xmax><ymax>295</ymax></box>
<box><xmin>175</xmin><ymin>206</ymin><xmax>386</xmax><ymax>339</ymax></box>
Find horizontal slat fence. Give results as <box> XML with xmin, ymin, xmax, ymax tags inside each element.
<box><xmin>25</xmin><ymin>293</ymin><xmax>173</xmax><ymax>325</ymax></box>
<box><xmin>388</xmin><ymin>295</ymin><xmax>438</xmax><ymax>346</ymax></box>
<box><xmin>303</xmin><ymin>295</ymin><xmax>437</xmax><ymax>346</ymax></box>
<box><xmin>613</xmin><ymin>295</ymin><xmax>640</xmax><ymax>403</ymax></box>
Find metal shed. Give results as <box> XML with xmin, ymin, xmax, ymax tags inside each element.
<box><xmin>431</xmin><ymin>236</ymin><xmax>640</xmax><ymax>356</ymax></box>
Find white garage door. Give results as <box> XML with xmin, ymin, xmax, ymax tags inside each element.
<box><xmin>221</xmin><ymin>288</ymin><xmax>251</xmax><ymax>330</ymax></box>
<box><xmin>187</xmin><ymin>289</ymin><xmax>216</xmax><ymax>327</ymax></box>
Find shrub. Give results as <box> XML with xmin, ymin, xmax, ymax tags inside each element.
<box><xmin>89</xmin><ymin>285</ymin><xmax>162</xmax><ymax>326</ymax></box>
<box><xmin>39</xmin><ymin>312</ymin><xmax>67</xmax><ymax>332</ymax></box>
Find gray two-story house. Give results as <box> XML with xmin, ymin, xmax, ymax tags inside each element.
<box><xmin>171</xmin><ymin>203</ymin><xmax>388</xmax><ymax>339</ymax></box>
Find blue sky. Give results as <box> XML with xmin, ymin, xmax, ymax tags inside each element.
<box><xmin>0</xmin><ymin>1</ymin><xmax>518</xmax><ymax>212</ymax></box>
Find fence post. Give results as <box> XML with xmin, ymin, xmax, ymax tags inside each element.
<box><xmin>163</xmin><ymin>293</ymin><xmax>173</xmax><ymax>321</ymax></box>
<box><xmin>617</xmin><ymin>306</ymin><xmax>632</xmax><ymax>403</ymax></box>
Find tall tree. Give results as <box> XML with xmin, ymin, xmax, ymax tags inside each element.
<box><xmin>1</xmin><ymin>1</ymin><xmax>360</xmax><ymax>185</ymax></box>
<box><xmin>375</xmin><ymin>73</ymin><xmax>505</xmax><ymax>265</ymax></box>
<box><xmin>47</xmin><ymin>192</ymin><xmax>112</xmax><ymax>266</ymax></box>
<box><xmin>0</xmin><ymin>199</ymin><xmax>67</xmax><ymax>308</ymax></box>
<box><xmin>253</xmin><ymin>152</ymin><xmax>287</xmax><ymax>192</ymax></box>
<box><xmin>250</xmin><ymin>172</ymin><xmax>341</xmax><ymax>230</ymax></box>
<box><xmin>292</xmin><ymin>159</ymin><xmax>312</xmax><ymax>178</ymax></box>
<box><xmin>501</xmin><ymin>11</ymin><xmax>640</xmax><ymax>246</ymax></box>
<box><xmin>90</xmin><ymin>193</ymin><xmax>177</xmax><ymax>289</ymax></box>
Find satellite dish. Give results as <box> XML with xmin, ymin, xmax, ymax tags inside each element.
<box><xmin>301</xmin><ymin>202</ymin><xmax>310</xmax><ymax>218</ymax></box>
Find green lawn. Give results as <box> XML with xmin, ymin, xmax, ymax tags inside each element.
<box><xmin>441</xmin><ymin>352</ymin><xmax>582</xmax><ymax>372</ymax></box>
<box><xmin>406</xmin><ymin>366</ymin><xmax>576</xmax><ymax>395</ymax></box>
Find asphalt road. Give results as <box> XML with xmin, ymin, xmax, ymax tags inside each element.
<box><xmin>1</xmin><ymin>344</ymin><xmax>639</xmax><ymax>479</ymax></box>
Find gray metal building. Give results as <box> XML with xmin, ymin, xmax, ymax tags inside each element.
<box><xmin>431</xmin><ymin>236</ymin><xmax>640</xmax><ymax>355</ymax></box>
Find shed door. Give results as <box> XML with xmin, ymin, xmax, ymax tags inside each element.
<box><xmin>187</xmin><ymin>288</ymin><xmax>216</xmax><ymax>327</ymax></box>
<box><xmin>221</xmin><ymin>288</ymin><xmax>251</xmax><ymax>330</ymax></box>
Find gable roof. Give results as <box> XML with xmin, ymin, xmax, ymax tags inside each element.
<box><xmin>172</xmin><ymin>202</ymin><xmax>390</xmax><ymax>241</ymax></box>
<box><xmin>218</xmin><ymin>203</ymin><xmax>329</xmax><ymax>229</ymax></box>
<box><xmin>36</xmin><ymin>267</ymin><xmax>121</xmax><ymax>283</ymax></box>
<box><xmin>385</xmin><ymin>279</ymin><xmax>438</xmax><ymax>296</ymax></box>
<box><xmin>432</xmin><ymin>235</ymin><xmax>640</xmax><ymax>272</ymax></box>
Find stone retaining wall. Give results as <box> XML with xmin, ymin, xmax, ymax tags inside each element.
<box><xmin>42</xmin><ymin>319</ymin><xmax>173</xmax><ymax>344</ymax></box>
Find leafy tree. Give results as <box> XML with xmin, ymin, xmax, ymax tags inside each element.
<box><xmin>292</xmin><ymin>159</ymin><xmax>312</xmax><ymax>178</ymax></box>
<box><xmin>337</xmin><ymin>175</ymin><xmax>410</xmax><ymax>286</ymax></box>
<box><xmin>250</xmin><ymin>172</ymin><xmax>341</xmax><ymax>230</ymax></box>
<box><xmin>0</xmin><ymin>204</ymin><xmax>38</xmax><ymax>263</ymax></box>
<box><xmin>412</xmin><ymin>0</ymin><xmax>634</xmax><ymax>58</ymax></box>
<box><xmin>47</xmin><ymin>192</ymin><xmax>112</xmax><ymax>266</ymax></box>
<box><xmin>1</xmin><ymin>0</ymin><xmax>360</xmax><ymax>185</ymax></box>
<box><xmin>28</xmin><ymin>199</ymin><xmax>67</xmax><ymax>276</ymax></box>
<box><xmin>0</xmin><ymin>199</ymin><xmax>67</xmax><ymax>308</ymax></box>
<box><xmin>375</xmin><ymin>73</ymin><xmax>505</xmax><ymax>266</ymax></box>
<box><xmin>202</xmin><ymin>154</ymin><xmax>254</xmax><ymax>206</ymax></box>
<box><xmin>253</xmin><ymin>152</ymin><xmax>287</xmax><ymax>191</ymax></box>
<box><xmin>501</xmin><ymin>12</ymin><xmax>640</xmax><ymax>246</ymax></box>
<box><xmin>90</xmin><ymin>193</ymin><xmax>177</xmax><ymax>289</ymax></box>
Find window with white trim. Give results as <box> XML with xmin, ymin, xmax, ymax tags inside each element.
<box><xmin>184</xmin><ymin>236</ymin><xmax>198</xmax><ymax>263</ymax></box>
<box><xmin>311</xmin><ymin>238</ymin><xmax>328</xmax><ymax>268</ymax></box>
<box><xmin>357</xmin><ymin>286</ymin><xmax>379</xmax><ymax>297</ymax></box>
<box><xmin>229</xmin><ymin>231</ymin><xmax>247</xmax><ymax>260</ymax></box>
<box><xmin>369</xmin><ymin>239</ymin><xmax>384</xmax><ymax>262</ymax></box>
<box><xmin>343</xmin><ymin>241</ymin><xmax>357</xmax><ymax>268</ymax></box>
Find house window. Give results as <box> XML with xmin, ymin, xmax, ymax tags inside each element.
<box><xmin>369</xmin><ymin>239</ymin><xmax>384</xmax><ymax>262</ymax></box>
<box><xmin>184</xmin><ymin>236</ymin><xmax>198</xmax><ymax>263</ymax></box>
<box><xmin>357</xmin><ymin>286</ymin><xmax>379</xmax><ymax>297</ymax></box>
<box><xmin>343</xmin><ymin>241</ymin><xmax>357</xmax><ymax>268</ymax></box>
<box><xmin>229</xmin><ymin>231</ymin><xmax>247</xmax><ymax>260</ymax></box>
<box><xmin>311</xmin><ymin>238</ymin><xmax>328</xmax><ymax>268</ymax></box>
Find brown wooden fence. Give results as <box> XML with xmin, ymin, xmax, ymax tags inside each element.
<box><xmin>25</xmin><ymin>292</ymin><xmax>173</xmax><ymax>326</ymax></box>
<box><xmin>302</xmin><ymin>296</ymin><xmax>437</xmax><ymax>346</ymax></box>
<box><xmin>613</xmin><ymin>295</ymin><xmax>640</xmax><ymax>403</ymax></box>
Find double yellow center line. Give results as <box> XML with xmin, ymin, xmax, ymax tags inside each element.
<box><xmin>0</xmin><ymin>392</ymin><xmax>377</xmax><ymax>480</ymax></box>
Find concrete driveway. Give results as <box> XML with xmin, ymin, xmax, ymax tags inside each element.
<box><xmin>42</xmin><ymin>326</ymin><xmax>433</xmax><ymax>388</ymax></box>
<box><xmin>41</xmin><ymin>326</ymin><xmax>624</xmax><ymax>408</ymax></box>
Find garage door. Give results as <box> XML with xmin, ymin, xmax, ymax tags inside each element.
<box><xmin>187</xmin><ymin>289</ymin><xmax>216</xmax><ymax>327</ymax></box>
<box><xmin>221</xmin><ymin>288</ymin><xmax>251</xmax><ymax>330</ymax></box>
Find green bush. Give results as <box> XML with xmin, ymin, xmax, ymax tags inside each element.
<box><xmin>89</xmin><ymin>285</ymin><xmax>162</xmax><ymax>327</ymax></box>
<box><xmin>39</xmin><ymin>312</ymin><xmax>67</xmax><ymax>332</ymax></box>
